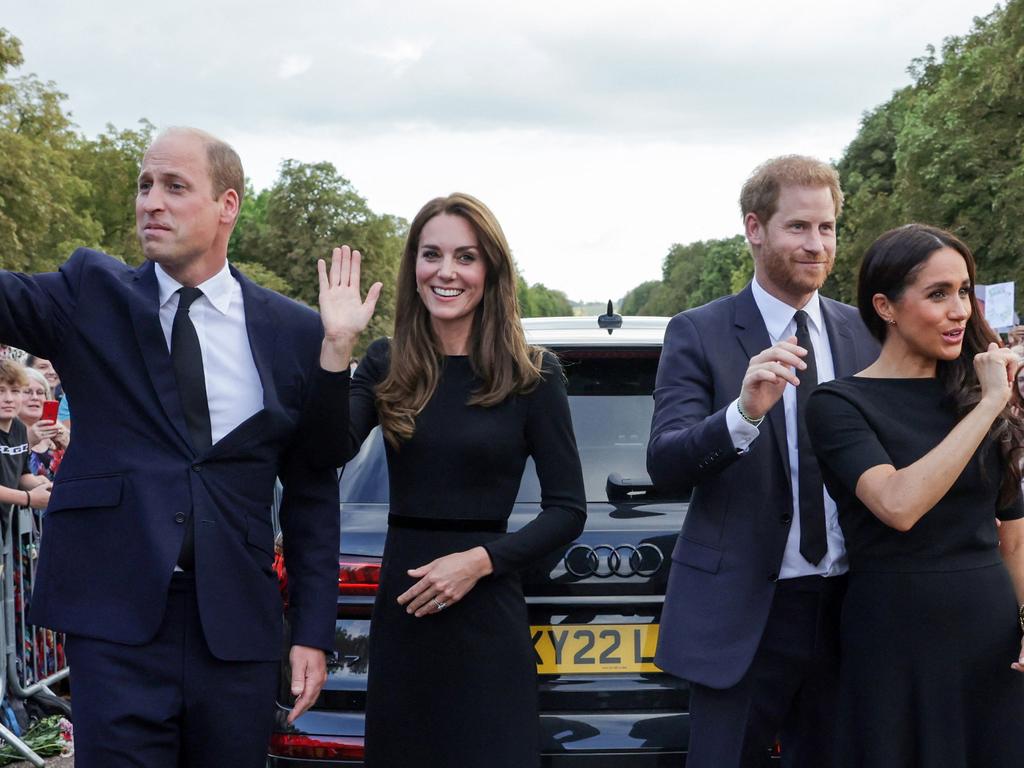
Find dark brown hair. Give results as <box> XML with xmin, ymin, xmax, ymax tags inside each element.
<box><xmin>375</xmin><ymin>193</ymin><xmax>543</xmax><ymax>446</ymax></box>
<box><xmin>857</xmin><ymin>223</ymin><xmax>1024</xmax><ymax>506</ymax></box>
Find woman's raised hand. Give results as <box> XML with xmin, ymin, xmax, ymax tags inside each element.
<box><xmin>317</xmin><ymin>246</ymin><xmax>383</xmax><ymax>371</ymax></box>
<box><xmin>975</xmin><ymin>342</ymin><xmax>1019</xmax><ymax>409</ymax></box>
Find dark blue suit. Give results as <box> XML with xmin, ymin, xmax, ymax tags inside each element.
<box><xmin>0</xmin><ymin>249</ymin><xmax>339</xmax><ymax>765</ymax></box>
<box><xmin>648</xmin><ymin>285</ymin><xmax>877</xmax><ymax>766</ymax></box>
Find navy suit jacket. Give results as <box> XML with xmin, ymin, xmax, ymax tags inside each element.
<box><xmin>647</xmin><ymin>284</ymin><xmax>878</xmax><ymax>688</ymax></box>
<box><xmin>0</xmin><ymin>249</ymin><xmax>340</xmax><ymax>661</ymax></box>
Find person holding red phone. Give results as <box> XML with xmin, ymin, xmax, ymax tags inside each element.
<box><xmin>20</xmin><ymin>367</ymin><xmax>67</xmax><ymax>480</ymax></box>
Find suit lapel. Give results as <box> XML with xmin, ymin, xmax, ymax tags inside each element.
<box><xmin>234</xmin><ymin>267</ymin><xmax>281</xmax><ymax>413</ymax></box>
<box><xmin>190</xmin><ymin>269</ymin><xmax>286</xmax><ymax>461</ymax></box>
<box><xmin>128</xmin><ymin>261</ymin><xmax>194</xmax><ymax>452</ymax></box>
<box><xmin>202</xmin><ymin>269</ymin><xmax>286</xmax><ymax>460</ymax></box>
<box><xmin>821</xmin><ymin>298</ymin><xmax>858</xmax><ymax>377</ymax></box>
<box><xmin>733</xmin><ymin>286</ymin><xmax>791</xmax><ymax>480</ymax></box>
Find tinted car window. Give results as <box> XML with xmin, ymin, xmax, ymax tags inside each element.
<box><xmin>518</xmin><ymin>350</ymin><xmax>659</xmax><ymax>503</ymax></box>
<box><xmin>338</xmin><ymin>348</ymin><xmax>670</xmax><ymax>504</ymax></box>
<box><xmin>339</xmin><ymin>427</ymin><xmax>388</xmax><ymax>503</ymax></box>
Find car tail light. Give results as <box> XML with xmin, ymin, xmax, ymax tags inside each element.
<box><xmin>269</xmin><ymin>733</ymin><xmax>365</xmax><ymax>759</ymax></box>
<box><xmin>339</xmin><ymin>560</ymin><xmax>380</xmax><ymax>596</ymax></box>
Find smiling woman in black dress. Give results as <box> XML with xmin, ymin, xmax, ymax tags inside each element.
<box><xmin>807</xmin><ymin>224</ymin><xmax>1024</xmax><ymax>767</ymax></box>
<box><xmin>310</xmin><ymin>193</ymin><xmax>586</xmax><ymax>768</ymax></box>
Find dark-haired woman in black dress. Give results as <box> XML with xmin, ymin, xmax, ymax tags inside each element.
<box><xmin>808</xmin><ymin>224</ymin><xmax>1024</xmax><ymax>767</ymax></box>
<box><xmin>310</xmin><ymin>193</ymin><xmax>586</xmax><ymax>767</ymax></box>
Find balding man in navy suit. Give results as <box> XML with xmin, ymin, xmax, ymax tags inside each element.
<box><xmin>649</xmin><ymin>156</ymin><xmax>878</xmax><ymax>767</ymax></box>
<box><xmin>0</xmin><ymin>127</ymin><xmax>340</xmax><ymax>768</ymax></box>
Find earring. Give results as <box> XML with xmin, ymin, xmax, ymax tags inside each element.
<box><xmin>886</xmin><ymin>318</ymin><xmax>896</xmax><ymax>326</ymax></box>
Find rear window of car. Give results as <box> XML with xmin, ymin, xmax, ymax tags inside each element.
<box><xmin>339</xmin><ymin>348</ymin><xmax>666</xmax><ymax>503</ymax></box>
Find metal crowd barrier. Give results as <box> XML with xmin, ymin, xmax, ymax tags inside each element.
<box><xmin>0</xmin><ymin>504</ymin><xmax>71</xmax><ymax>766</ymax></box>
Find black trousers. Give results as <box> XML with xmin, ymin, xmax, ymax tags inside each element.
<box><xmin>66</xmin><ymin>573</ymin><xmax>279</xmax><ymax>768</ymax></box>
<box><xmin>686</xmin><ymin>574</ymin><xmax>846</xmax><ymax>768</ymax></box>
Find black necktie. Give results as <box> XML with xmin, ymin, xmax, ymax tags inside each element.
<box><xmin>794</xmin><ymin>310</ymin><xmax>826</xmax><ymax>566</ymax></box>
<box><xmin>171</xmin><ymin>286</ymin><xmax>211</xmax><ymax>570</ymax></box>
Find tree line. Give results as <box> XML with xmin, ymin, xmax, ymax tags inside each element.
<box><xmin>621</xmin><ymin>0</ymin><xmax>1024</xmax><ymax>317</ymax></box>
<box><xmin>0</xmin><ymin>29</ymin><xmax>572</xmax><ymax>346</ymax></box>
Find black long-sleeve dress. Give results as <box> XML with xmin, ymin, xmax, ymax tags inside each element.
<box><xmin>319</xmin><ymin>339</ymin><xmax>586</xmax><ymax>767</ymax></box>
<box><xmin>807</xmin><ymin>377</ymin><xmax>1024</xmax><ymax>768</ymax></box>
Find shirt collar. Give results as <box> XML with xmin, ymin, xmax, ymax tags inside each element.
<box><xmin>154</xmin><ymin>260</ymin><xmax>236</xmax><ymax>316</ymax></box>
<box><xmin>750</xmin><ymin>277</ymin><xmax>824</xmax><ymax>342</ymax></box>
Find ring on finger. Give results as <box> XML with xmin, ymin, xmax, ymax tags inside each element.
<box><xmin>432</xmin><ymin>598</ymin><xmax>447</xmax><ymax>611</ymax></box>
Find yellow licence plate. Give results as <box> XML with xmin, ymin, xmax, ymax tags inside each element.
<box><xmin>531</xmin><ymin>623</ymin><xmax>662</xmax><ymax>674</ymax></box>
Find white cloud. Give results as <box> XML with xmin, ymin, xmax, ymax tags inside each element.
<box><xmin>277</xmin><ymin>54</ymin><xmax>312</xmax><ymax>80</ymax></box>
<box><xmin>357</xmin><ymin>39</ymin><xmax>429</xmax><ymax>75</ymax></box>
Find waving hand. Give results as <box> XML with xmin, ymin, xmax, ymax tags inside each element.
<box><xmin>317</xmin><ymin>245</ymin><xmax>383</xmax><ymax>371</ymax></box>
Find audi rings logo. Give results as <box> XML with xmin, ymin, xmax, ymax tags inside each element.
<box><xmin>564</xmin><ymin>543</ymin><xmax>664</xmax><ymax>578</ymax></box>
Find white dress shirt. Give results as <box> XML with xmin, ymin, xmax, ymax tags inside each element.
<box><xmin>154</xmin><ymin>261</ymin><xmax>264</xmax><ymax>444</ymax></box>
<box><xmin>725</xmin><ymin>278</ymin><xmax>847</xmax><ymax>579</ymax></box>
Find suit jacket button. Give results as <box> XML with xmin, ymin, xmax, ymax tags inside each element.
<box><xmin>767</xmin><ymin>572</ymin><xmax>778</xmax><ymax>582</ymax></box>
<box><xmin>174</xmin><ymin>512</ymin><xmax>186</xmax><ymax>523</ymax></box>
<box><xmin>780</xmin><ymin>514</ymin><xmax>792</xmax><ymax>524</ymax></box>
<box><xmin>192</xmin><ymin>465</ymin><xmax>201</xmax><ymax>472</ymax></box>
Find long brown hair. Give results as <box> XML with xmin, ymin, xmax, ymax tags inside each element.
<box><xmin>376</xmin><ymin>193</ymin><xmax>543</xmax><ymax>446</ymax></box>
<box><xmin>858</xmin><ymin>223</ymin><xmax>1024</xmax><ymax>506</ymax></box>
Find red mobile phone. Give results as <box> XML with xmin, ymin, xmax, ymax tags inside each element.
<box><xmin>42</xmin><ymin>400</ymin><xmax>59</xmax><ymax>422</ymax></box>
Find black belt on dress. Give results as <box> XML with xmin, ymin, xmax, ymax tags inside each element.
<box><xmin>387</xmin><ymin>513</ymin><xmax>507</xmax><ymax>533</ymax></box>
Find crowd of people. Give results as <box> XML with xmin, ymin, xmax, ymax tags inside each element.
<box><xmin>0</xmin><ymin>354</ymin><xmax>70</xmax><ymax>691</ymax></box>
<box><xmin>0</xmin><ymin>127</ymin><xmax>1022</xmax><ymax>768</ymax></box>
<box><xmin>0</xmin><ymin>355</ymin><xmax>68</xmax><ymax>513</ymax></box>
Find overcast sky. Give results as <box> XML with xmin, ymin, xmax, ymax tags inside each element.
<box><xmin>3</xmin><ymin>0</ymin><xmax>1004</xmax><ymax>303</ymax></box>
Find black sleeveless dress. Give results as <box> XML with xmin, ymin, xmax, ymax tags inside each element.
<box><xmin>808</xmin><ymin>377</ymin><xmax>1024</xmax><ymax>768</ymax></box>
<box><xmin>326</xmin><ymin>339</ymin><xmax>585</xmax><ymax>768</ymax></box>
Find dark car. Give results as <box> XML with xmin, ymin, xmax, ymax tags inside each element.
<box><xmin>267</xmin><ymin>314</ymin><xmax>697</xmax><ymax>766</ymax></box>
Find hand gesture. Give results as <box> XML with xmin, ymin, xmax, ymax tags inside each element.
<box><xmin>28</xmin><ymin>419</ymin><xmax>60</xmax><ymax>447</ymax></box>
<box><xmin>397</xmin><ymin>547</ymin><xmax>494</xmax><ymax>618</ymax></box>
<box><xmin>738</xmin><ymin>336</ymin><xmax>808</xmax><ymax>421</ymax></box>
<box><xmin>286</xmin><ymin>645</ymin><xmax>328</xmax><ymax>723</ymax></box>
<box><xmin>975</xmin><ymin>342</ymin><xmax>1018</xmax><ymax>409</ymax></box>
<box><xmin>317</xmin><ymin>245</ymin><xmax>383</xmax><ymax>371</ymax></box>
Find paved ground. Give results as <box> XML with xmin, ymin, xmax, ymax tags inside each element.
<box><xmin>8</xmin><ymin>757</ymin><xmax>72</xmax><ymax>767</ymax></box>
<box><xmin>8</xmin><ymin>756</ymin><xmax>72</xmax><ymax>767</ymax></box>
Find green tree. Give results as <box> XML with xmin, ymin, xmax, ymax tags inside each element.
<box><xmin>517</xmin><ymin>276</ymin><xmax>573</xmax><ymax>317</ymax></box>
<box><xmin>829</xmin><ymin>91</ymin><xmax>914</xmax><ymax>303</ymax></box>
<box><xmin>834</xmin><ymin>0</ymin><xmax>1024</xmax><ymax>309</ymax></box>
<box><xmin>619</xmin><ymin>280</ymin><xmax>661</xmax><ymax>315</ymax></box>
<box><xmin>232</xmin><ymin>261</ymin><xmax>292</xmax><ymax>294</ymax></box>
<box><xmin>69</xmin><ymin>120</ymin><xmax>155</xmax><ymax>264</ymax></box>
<box><xmin>0</xmin><ymin>29</ymin><xmax>101</xmax><ymax>272</ymax></box>
<box><xmin>626</xmin><ymin>236</ymin><xmax>749</xmax><ymax>315</ymax></box>
<box><xmin>242</xmin><ymin>160</ymin><xmax>405</xmax><ymax>340</ymax></box>
<box><xmin>227</xmin><ymin>184</ymin><xmax>271</xmax><ymax>272</ymax></box>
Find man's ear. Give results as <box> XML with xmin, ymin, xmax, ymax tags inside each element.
<box><xmin>220</xmin><ymin>188</ymin><xmax>240</xmax><ymax>226</ymax></box>
<box><xmin>744</xmin><ymin>212</ymin><xmax>764</xmax><ymax>247</ymax></box>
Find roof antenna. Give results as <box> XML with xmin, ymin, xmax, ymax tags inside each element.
<box><xmin>598</xmin><ymin>300</ymin><xmax>623</xmax><ymax>335</ymax></box>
